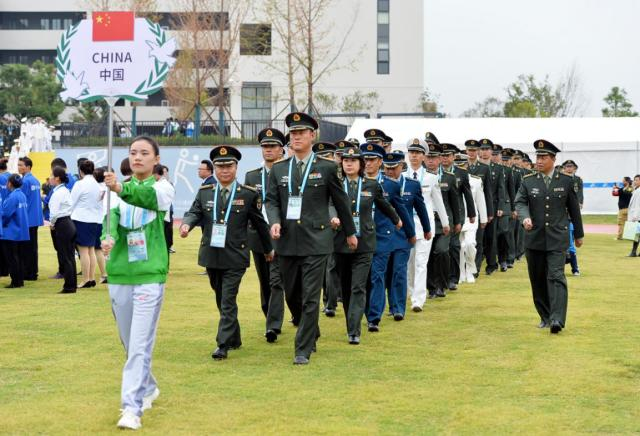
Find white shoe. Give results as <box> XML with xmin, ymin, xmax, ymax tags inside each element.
<box><xmin>117</xmin><ymin>409</ymin><xmax>141</xmax><ymax>430</ymax></box>
<box><xmin>142</xmin><ymin>388</ymin><xmax>160</xmax><ymax>412</ymax></box>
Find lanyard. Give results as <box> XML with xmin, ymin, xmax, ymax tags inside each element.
<box><xmin>213</xmin><ymin>180</ymin><xmax>237</xmax><ymax>223</ymax></box>
<box><xmin>343</xmin><ymin>177</ymin><xmax>362</xmax><ymax>216</ymax></box>
<box><xmin>437</xmin><ymin>165</ymin><xmax>443</xmax><ymax>183</ymax></box>
<box><xmin>261</xmin><ymin>166</ymin><xmax>267</xmax><ymax>202</ymax></box>
<box><xmin>288</xmin><ymin>153</ymin><xmax>315</xmax><ymax>196</ymax></box>
<box><xmin>400</xmin><ymin>175</ymin><xmax>406</xmax><ymax>196</ymax></box>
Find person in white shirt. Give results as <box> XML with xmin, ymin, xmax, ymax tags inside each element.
<box><xmin>403</xmin><ymin>138</ymin><xmax>448</xmax><ymax>311</ymax></box>
<box><xmin>49</xmin><ymin>167</ymin><xmax>77</xmax><ymax>293</ymax></box>
<box><xmin>627</xmin><ymin>175</ymin><xmax>640</xmax><ymax>257</ymax></box>
<box><xmin>93</xmin><ymin>167</ymin><xmax>109</xmax><ymax>284</ymax></box>
<box><xmin>455</xmin><ymin>153</ymin><xmax>488</xmax><ymax>283</ymax></box>
<box><xmin>153</xmin><ymin>164</ymin><xmax>176</xmax><ymax>255</ymax></box>
<box><xmin>71</xmin><ymin>159</ymin><xmax>104</xmax><ymax>288</ymax></box>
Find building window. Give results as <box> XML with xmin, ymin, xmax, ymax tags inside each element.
<box><xmin>377</xmin><ymin>0</ymin><xmax>390</xmax><ymax>75</ymax></box>
<box><xmin>240</xmin><ymin>24</ymin><xmax>271</xmax><ymax>56</ymax></box>
<box><xmin>0</xmin><ymin>50</ymin><xmax>56</xmax><ymax>65</ymax></box>
<box><xmin>0</xmin><ymin>12</ymin><xmax>83</xmax><ymax>30</ymax></box>
<box><xmin>241</xmin><ymin>82</ymin><xmax>272</xmax><ymax>138</ymax></box>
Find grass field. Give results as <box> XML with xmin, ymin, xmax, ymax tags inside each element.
<box><xmin>581</xmin><ymin>214</ymin><xmax>618</xmax><ymax>225</ymax></box>
<box><xmin>0</xmin><ymin>229</ymin><xmax>639</xmax><ymax>434</ymax></box>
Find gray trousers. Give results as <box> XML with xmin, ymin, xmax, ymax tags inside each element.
<box><xmin>110</xmin><ymin>283</ymin><xmax>165</xmax><ymax>417</ymax></box>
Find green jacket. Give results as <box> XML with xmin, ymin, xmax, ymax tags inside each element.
<box><xmin>102</xmin><ymin>176</ymin><xmax>174</xmax><ymax>285</ymax></box>
<box><xmin>515</xmin><ymin>170</ymin><xmax>584</xmax><ymax>251</ymax></box>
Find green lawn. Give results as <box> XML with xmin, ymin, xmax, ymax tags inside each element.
<box><xmin>581</xmin><ymin>214</ymin><xmax>618</xmax><ymax>225</ymax></box>
<box><xmin>0</xmin><ymin>230</ymin><xmax>638</xmax><ymax>434</ymax></box>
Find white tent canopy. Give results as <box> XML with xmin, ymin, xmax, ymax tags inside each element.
<box><xmin>347</xmin><ymin>117</ymin><xmax>640</xmax><ymax>214</ymax></box>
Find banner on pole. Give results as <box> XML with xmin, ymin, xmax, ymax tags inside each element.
<box><xmin>56</xmin><ymin>11</ymin><xmax>177</xmax><ymax>102</ymax></box>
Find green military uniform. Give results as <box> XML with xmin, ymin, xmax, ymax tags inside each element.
<box><xmin>244</xmin><ymin>165</ymin><xmax>285</xmax><ymax>338</ymax></box>
<box><xmin>265</xmin><ymin>112</ymin><xmax>356</xmax><ymax>363</ymax></box>
<box><xmin>496</xmin><ymin>148</ymin><xmax>516</xmax><ymax>270</ymax></box>
<box><xmin>515</xmin><ymin>140</ymin><xmax>584</xmax><ymax>333</ymax></box>
<box><xmin>481</xmin><ymin>139</ymin><xmax>507</xmax><ymax>274</ymax></box>
<box><xmin>334</xmin><ymin>167</ymin><xmax>399</xmax><ymax>341</ymax></box>
<box><xmin>182</xmin><ymin>146</ymin><xmax>272</xmax><ymax>357</ymax></box>
<box><xmin>511</xmin><ymin>158</ymin><xmax>527</xmax><ymax>261</ymax></box>
<box><xmin>466</xmin><ymin>139</ymin><xmax>495</xmax><ymax>273</ymax></box>
<box><xmin>427</xmin><ymin>157</ymin><xmax>462</xmax><ymax>296</ymax></box>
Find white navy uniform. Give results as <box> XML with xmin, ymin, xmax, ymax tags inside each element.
<box><xmin>459</xmin><ymin>174</ymin><xmax>488</xmax><ymax>283</ymax></box>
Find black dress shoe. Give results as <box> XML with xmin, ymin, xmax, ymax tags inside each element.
<box><xmin>89</xmin><ymin>280</ymin><xmax>97</xmax><ymax>287</ymax></box>
<box><xmin>507</xmin><ymin>263</ymin><xmax>514</xmax><ymax>269</ymax></box>
<box><xmin>473</xmin><ymin>273</ymin><xmax>479</xmax><ymax>279</ymax></box>
<box><xmin>348</xmin><ymin>335</ymin><xmax>360</xmax><ymax>345</ymax></box>
<box><xmin>324</xmin><ymin>308</ymin><xmax>336</xmax><ymax>317</ymax></box>
<box><xmin>393</xmin><ymin>313</ymin><xmax>404</xmax><ymax>321</ymax></box>
<box><xmin>435</xmin><ymin>288</ymin><xmax>446</xmax><ymax>298</ymax></box>
<box><xmin>500</xmin><ymin>263</ymin><xmax>508</xmax><ymax>272</ymax></box>
<box><xmin>5</xmin><ymin>283</ymin><xmax>23</xmax><ymax>288</ymax></box>
<box><xmin>628</xmin><ymin>252</ymin><xmax>638</xmax><ymax>257</ymax></box>
<box><xmin>58</xmin><ymin>289</ymin><xmax>77</xmax><ymax>294</ymax></box>
<box><xmin>550</xmin><ymin>321</ymin><xmax>562</xmax><ymax>334</ymax></box>
<box><xmin>211</xmin><ymin>347</ymin><xmax>228</xmax><ymax>360</ymax></box>
<box><xmin>367</xmin><ymin>322</ymin><xmax>379</xmax><ymax>332</ymax></box>
<box><xmin>538</xmin><ymin>320</ymin><xmax>549</xmax><ymax>329</ymax></box>
<box><xmin>485</xmin><ymin>267</ymin><xmax>497</xmax><ymax>275</ymax></box>
<box><xmin>78</xmin><ymin>282</ymin><xmax>93</xmax><ymax>289</ymax></box>
<box><xmin>273</xmin><ymin>328</ymin><xmax>282</xmax><ymax>335</ymax></box>
<box><xmin>265</xmin><ymin>329</ymin><xmax>278</xmax><ymax>343</ymax></box>
<box><xmin>293</xmin><ymin>355</ymin><xmax>309</xmax><ymax>365</ymax></box>
<box><xmin>427</xmin><ymin>292</ymin><xmax>437</xmax><ymax>299</ymax></box>
<box><xmin>448</xmin><ymin>282</ymin><xmax>458</xmax><ymax>291</ymax></box>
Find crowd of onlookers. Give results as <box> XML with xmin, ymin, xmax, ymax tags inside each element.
<box><xmin>162</xmin><ymin>118</ymin><xmax>195</xmax><ymax>138</ymax></box>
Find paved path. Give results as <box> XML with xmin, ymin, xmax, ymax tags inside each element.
<box><xmin>584</xmin><ymin>224</ymin><xmax>617</xmax><ymax>234</ymax></box>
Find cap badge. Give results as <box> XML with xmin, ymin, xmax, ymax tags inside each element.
<box><xmin>482</xmin><ymin>139</ymin><xmax>488</xmax><ymax>144</ymax></box>
<box><xmin>387</xmin><ymin>154</ymin><xmax>393</xmax><ymax>160</ymax></box>
<box><xmin>318</xmin><ymin>144</ymin><xmax>324</xmax><ymax>150</ymax></box>
<box><xmin>220</xmin><ymin>147</ymin><xmax>228</xmax><ymax>156</ymax></box>
<box><xmin>429</xmin><ymin>145</ymin><xmax>435</xmax><ymax>151</ymax></box>
<box><xmin>293</xmin><ymin>114</ymin><xmax>301</xmax><ymax>122</ymax></box>
<box><xmin>348</xmin><ymin>148</ymin><xmax>354</xmax><ymax>155</ymax></box>
<box><xmin>367</xmin><ymin>144</ymin><xmax>373</xmax><ymax>151</ymax></box>
<box><xmin>413</xmin><ymin>138</ymin><xmax>419</xmax><ymax>145</ymax></box>
<box><xmin>266</xmin><ymin>129</ymin><xmax>273</xmax><ymax>137</ymax></box>
<box><xmin>370</xmin><ymin>130</ymin><xmax>376</xmax><ymax>136</ymax></box>
<box><xmin>538</xmin><ymin>141</ymin><xmax>544</xmax><ymax>148</ymax></box>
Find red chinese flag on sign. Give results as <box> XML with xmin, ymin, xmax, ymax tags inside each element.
<box><xmin>92</xmin><ymin>11</ymin><xmax>135</xmax><ymax>41</ymax></box>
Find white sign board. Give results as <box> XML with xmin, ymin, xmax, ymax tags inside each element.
<box><xmin>56</xmin><ymin>12</ymin><xmax>176</xmax><ymax>102</ymax></box>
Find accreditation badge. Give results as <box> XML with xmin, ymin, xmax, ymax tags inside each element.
<box><xmin>210</xmin><ymin>223</ymin><xmax>228</xmax><ymax>248</ymax></box>
<box><xmin>127</xmin><ymin>230</ymin><xmax>148</xmax><ymax>263</ymax></box>
<box><xmin>287</xmin><ymin>195</ymin><xmax>302</xmax><ymax>220</ymax></box>
<box><xmin>353</xmin><ymin>215</ymin><xmax>361</xmax><ymax>237</ymax></box>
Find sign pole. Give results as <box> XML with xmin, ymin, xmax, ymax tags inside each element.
<box><xmin>104</xmin><ymin>96</ymin><xmax>118</xmax><ymax>238</ymax></box>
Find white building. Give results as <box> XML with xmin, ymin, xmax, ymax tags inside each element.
<box><xmin>0</xmin><ymin>0</ymin><xmax>425</xmax><ymax>129</ymax></box>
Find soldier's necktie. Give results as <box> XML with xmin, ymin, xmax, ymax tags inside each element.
<box><xmin>413</xmin><ymin>171</ymin><xmax>418</xmax><ymax>180</ymax></box>
<box><xmin>220</xmin><ymin>187</ymin><xmax>228</xmax><ymax>208</ymax></box>
<box><xmin>297</xmin><ymin>160</ymin><xmax>305</xmax><ymax>178</ymax></box>
<box><xmin>350</xmin><ymin>180</ymin><xmax>357</xmax><ymax>197</ymax></box>
<box><xmin>543</xmin><ymin>175</ymin><xmax>551</xmax><ymax>189</ymax></box>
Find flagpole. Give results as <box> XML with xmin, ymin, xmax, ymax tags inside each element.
<box><xmin>104</xmin><ymin>96</ymin><xmax>118</xmax><ymax>239</ymax></box>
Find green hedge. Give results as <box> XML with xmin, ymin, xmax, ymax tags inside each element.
<box><xmin>62</xmin><ymin>134</ymin><xmax>258</xmax><ymax>147</ymax></box>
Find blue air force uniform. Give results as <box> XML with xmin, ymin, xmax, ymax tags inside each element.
<box><xmin>1</xmin><ymin>187</ymin><xmax>30</xmax><ymax>287</ymax></box>
<box><xmin>20</xmin><ymin>172</ymin><xmax>43</xmax><ymax>280</ymax></box>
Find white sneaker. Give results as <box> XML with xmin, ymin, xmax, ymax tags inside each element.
<box><xmin>142</xmin><ymin>388</ymin><xmax>160</xmax><ymax>412</ymax></box>
<box><xmin>117</xmin><ymin>409</ymin><xmax>141</xmax><ymax>430</ymax></box>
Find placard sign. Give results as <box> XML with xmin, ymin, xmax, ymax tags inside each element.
<box><xmin>56</xmin><ymin>11</ymin><xmax>177</xmax><ymax>102</ymax></box>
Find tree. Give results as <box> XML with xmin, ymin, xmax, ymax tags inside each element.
<box><xmin>70</xmin><ymin>100</ymin><xmax>108</xmax><ymax>122</ymax></box>
<box><xmin>341</xmin><ymin>90</ymin><xmax>379</xmax><ymax>115</ymax></box>
<box><xmin>417</xmin><ymin>89</ymin><xmax>439</xmax><ymax>113</ymax></box>
<box><xmin>461</xmin><ymin>97</ymin><xmax>504</xmax><ymax>118</ymax></box>
<box><xmin>313</xmin><ymin>92</ymin><xmax>338</xmax><ymax>114</ymax></box>
<box><xmin>602</xmin><ymin>86</ymin><xmax>638</xmax><ymax>117</ymax></box>
<box><xmin>0</xmin><ymin>62</ymin><xmax>64</xmax><ymax>123</ymax></box>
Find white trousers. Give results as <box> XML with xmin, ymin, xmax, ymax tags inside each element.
<box><xmin>459</xmin><ymin>229</ymin><xmax>478</xmax><ymax>283</ymax></box>
<box><xmin>110</xmin><ymin>283</ymin><xmax>165</xmax><ymax>416</ymax></box>
<box><xmin>407</xmin><ymin>237</ymin><xmax>433</xmax><ymax>308</ymax></box>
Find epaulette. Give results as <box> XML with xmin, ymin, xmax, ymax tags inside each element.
<box><xmin>246</xmin><ymin>167</ymin><xmax>261</xmax><ymax>174</ymax></box>
<box><xmin>444</xmin><ymin>170</ymin><xmax>455</xmax><ymax>176</ymax></box>
<box><xmin>469</xmin><ymin>174</ymin><xmax>481</xmax><ymax>180</ymax></box>
<box><xmin>200</xmin><ymin>184</ymin><xmax>214</xmax><ymax>190</ymax></box>
<box><xmin>456</xmin><ymin>167</ymin><xmax>468</xmax><ymax>173</ymax></box>
<box><xmin>273</xmin><ymin>157</ymin><xmax>292</xmax><ymax>166</ymax></box>
<box><xmin>317</xmin><ymin>155</ymin><xmax>334</xmax><ymax>162</ymax></box>
<box><xmin>522</xmin><ymin>172</ymin><xmax>537</xmax><ymax>179</ymax></box>
<box><xmin>241</xmin><ymin>184</ymin><xmax>257</xmax><ymax>192</ymax></box>
<box><xmin>559</xmin><ymin>172</ymin><xmax>573</xmax><ymax>179</ymax></box>
<box><xmin>365</xmin><ymin>176</ymin><xmax>378</xmax><ymax>181</ymax></box>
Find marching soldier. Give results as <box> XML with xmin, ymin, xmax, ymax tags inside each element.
<box><xmin>561</xmin><ymin>159</ymin><xmax>583</xmax><ymax>275</ymax></box>
<box><xmin>265</xmin><ymin>112</ymin><xmax>357</xmax><ymax>365</ymax></box>
<box><xmin>404</xmin><ymin>138</ymin><xmax>448</xmax><ymax>311</ymax></box>
<box><xmin>180</xmin><ymin>146</ymin><xmax>273</xmax><ymax>359</ymax></box>
<box><xmin>465</xmin><ymin>139</ymin><xmax>494</xmax><ymax>277</ymax></box>
<box><xmin>478</xmin><ymin>139</ymin><xmax>506</xmax><ymax>275</ymax></box>
<box><xmin>332</xmin><ymin>145</ymin><xmax>400</xmax><ymax>344</ymax></box>
<box><xmin>361</xmin><ymin>143</ymin><xmax>413</xmax><ymax>332</ymax></box>
<box><xmin>364</xmin><ymin>129</ymin><xmax>386</xmax><ymax>147</ymax></box>
<box><xmin>495</xmin><ymin>146</ymin><xmax>516</xmax><ymax>271</ymax></box>
<box><xmin>424</xmin><ymin>142</ymin><xmax>462</xmax><ymax>298</ymax></box>
<box><xmin>383</xmin><ymin>151</ymin><xmax>431</xmax><ymax>320</ymax></box>
<box><xmin>511</xmin><ymin>150</ymin><xmax>529</xmax><ymax>261</ymax></box>
<box><xmin>515</xmin><ymin>140</ymin><xmax>584</xmax><ymax>334</ymax></box>
<box><xmin>440</xmin><ymin>143</ymin><xmax>476</xmax><ymax>289</ymax></box>
<box><xmin>244</xmin><ymin>128</ymin><xmax>286</xmax><ymax>342</ymax></box>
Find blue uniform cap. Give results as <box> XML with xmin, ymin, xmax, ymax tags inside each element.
<box><xmin>360</xmin><ymin>143</ymin><xmax>385</xmax><ymax>159</ymax></box>
<box><xmin>383</xmin><ymin>151</ymin><xmax>404</xmax><ymax>167</ymax></box>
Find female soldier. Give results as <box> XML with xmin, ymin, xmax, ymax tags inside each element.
<box><xmin>49</xmin><ymin>167</ymin><xmax>77</xmax><ymax>293</ymax></box>
<box><xmin>101</xmin><ymin>136</ymin><xmax>175</xmax><ymax>430</ymax></box>
<box><xmin>332</xmin><ymin>146</ymin><xmax>400</xmax><ymax>345</ymax></box>
<box><xmin>1</xmin><ymin>174</ymin><xmax>30</xmax><ymax>288</ymax></box>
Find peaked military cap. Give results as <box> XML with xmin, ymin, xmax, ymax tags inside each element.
<box><xmin>312</xmin><ymin>142</ymin><xmax>336</xmax><ymax>155</ymax></box>
<box><xmin>383</xmin><ymin>151</ymin><xmax>404</xmax><ymax>167</ymax></box>
<box><xmin>533</xmin><ymin>139</ymin><xmax>560</xmax><ymax>156</ymax></box>
<box><xmin>426</xmin><ymin>142</ymin><xmax>442</xmax><ymax>156</ymax></box>
<box><xmin>500</xmin><ymin>148</ymin><xmax>514</xmax><ymax>160</ymax></box>
<box><xmin>285</xmin><ymin>112</ymin><xmax>318</xmax><ymax>131</ymax></box>
<box><xmin>360</xmin><ymin>143</ymin><xmax>385</xmax><ymax>158</ymax></box>
<box><xmin>424</xmin><ymin>131</ymin><xmax>440</xmax><ymax>144</ymax></box>
<box><xmin>465</xmin><ymin>139</ymin><xmax>479</xmax><ymax>149</ymax></box>
<box><xmin>406</xmin><ymin>137</ymin><xmax>427</xmax><ymax>153</ymax></box>
<box><xmin>512</xmin><ymin>149</ymin><xmax>524</xmax><ymax>159</ymax></box>
<box><xmin>341</xmin><ymin>146</ymin><xmax>362</xmax><ymax>158</ymax></box>
<box><xmin>454</xmin><ymin>152</ymin><xmax>469</xmax><ymax>164</ymax></box>
<box><xmin>479</xmin><ymin>138</ymin><xmax>493</xmax><ymax>149</ymax></box>
<box><xmin>383</xmin><ymin>134</ymin><xmax>394</xmax><ymax>143</ymax></box>
<box><xmin>440</xmin><ymin>143</ymin><xmax>459</xmax><ymax>155</ymax></box>
<box><xmin>334</xmin><ymin>140</ymin><xmax>351</xmax><ymax>155</ymax></box>
<box><xmin>562</xmin><ymin>159</ymin><xmax>578</xmax><ymax>169</ymax></box>
<box><xmin>258</xmin><ymin>127</ymin><xmax>285</xmax><ymax>146</ymax></box>
<box><xmin>491</xmin><ymin>143</ymin><xmax>503</xmax><ymax>154</ymax></box>
<box><xmin>347</xmin><ymin>137</ymin><xmax>360</xmax><ymax>146</ymax></box>
<box><xmin>364</xmin><ymin>129</ymin><xmax>386</xmax><ymax>141</ymax></box>
<box><xmin>210</xmin><ymin>145</ymin><xmax>242</xmax><ymax>164</ymax></box>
